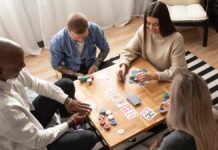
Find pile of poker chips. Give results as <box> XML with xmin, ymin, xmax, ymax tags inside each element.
<box><xmin>78</xmin><ymin>75</ymin><xmax>94</xmax><ymax>84</ymax></box>
<box><xmin>98</xmin><ymin>108</ymin><xmax>117</xmax><ymax>131</ymax></box>
<box><xmin>128</xmin><ymin>68</ymin><xmax>149</xmax><ymax>86</ymax></box>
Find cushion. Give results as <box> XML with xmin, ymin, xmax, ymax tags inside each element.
<box><xmin>159</xmin><ymin>0</ymin><xmax>200</xmax><ymax>5</ymax></box>
<box><xmin>167</xmin><ymin>4</ymin><xmax>208</xmax><ymax>21</ymax></box>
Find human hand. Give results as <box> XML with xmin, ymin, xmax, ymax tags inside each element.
<box><xmin>88</xmin><ymin>65</ymin><xmax>98</xmax><ymax>74</ymax></box>
<box><xmin>64</xmin><ymin>97</ymin><xmax>92</xmax><ymax>115</ymax></box>
<box><xmin>149</xmin><ymin>139</ymin><xmax>160</xmax><ymax>150</ymax></box>
<box><xmin>117</xmin><ymin>64</ymin><xmax>127</xmax><ymax>82</ymax></box>
<box><xmin>212</xmin><ymin>107</ymin><xmax>218</xmax><ymax>120</ymax></box>
<box><xmin>67</xmin><ymin>112</ymin><xmax>88</xmax><ymax>127</ymax></box>
<box><xmin>160</xmin><ymin>102</ymin><xmax>169</xmax><ymax>114</ymax></box>
<box><xmin>76</xmin><ymin>72</ymin><xmax>84</xmax><ymax>77</ymax></box>
<box><xmin>135</xmin><ymin>72</ymin><xmax>158</xmax><ymax>82</ymax></box>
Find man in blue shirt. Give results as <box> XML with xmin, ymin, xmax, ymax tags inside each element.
<box><xmin>50</xmin><ymin>13</ymin><xmax>110</xmax><ymax>80</ymax></box>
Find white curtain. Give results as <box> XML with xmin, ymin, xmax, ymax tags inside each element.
<box><xmin>0</xmin><ymin>0</ymin><xmax>42</xmax><ymax>55</ymax></box>
<box><xmin>0</xmin><ymin>0</ymin><xmax>152</xmax><ymax>55</ymax></box>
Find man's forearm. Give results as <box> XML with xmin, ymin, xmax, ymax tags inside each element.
<box><xmin>94</xmin><ymin>50</ymin><xmax>109</xmax><ymax>67</ymax></box>
<box><xmin>55</xmin><ymin>65</ymin><xmax>81</xmax><ymax>77</ymax></box>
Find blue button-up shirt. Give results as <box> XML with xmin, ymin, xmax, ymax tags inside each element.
<box><xmin>50</xmin><ymin>22</ymin><xmax>110</xmax><ymax>72</ymax></box>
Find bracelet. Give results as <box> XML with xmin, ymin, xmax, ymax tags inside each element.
<box><xmin>64</xmin><ymin>97</ymin><xmax>71</xmax><ymax>106</ymax></box>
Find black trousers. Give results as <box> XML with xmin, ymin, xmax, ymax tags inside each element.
<box><xmin>31</xmin><ymin>78</ymin><xmax>97</xmax><ymax>150</ymax></box>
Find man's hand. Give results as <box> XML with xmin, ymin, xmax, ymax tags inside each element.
<box><xmin>76</xmin><ymin>72</ymin><xmax>84</xmax><ymax>77</ymax></box>
<box><xmin>117</xmin><ymin>64</ymin><xmax>127</xmax><ymax>82</ymax></box>
<box><xmin>88</xmin><ymin>65</ymin><xmax>98</xmax><ymax>74</ymax></box>
<box><xmin>64</xmin><ymin>97</ymin><xmax>91</xmax><ymax>114</ymax></box>
<box><xmin>67</xmin><ymin>112</ymin><xmax>88</xmax><ymax>127</ymax></box>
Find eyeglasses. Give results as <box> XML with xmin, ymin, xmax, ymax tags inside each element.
<box><xmin>146</xmin><ymin>22</ymin><xmax>159</xmax><ymax>27</ymax></box>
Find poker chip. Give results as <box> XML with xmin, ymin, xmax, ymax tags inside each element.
<box><xmin>108</xmin><ymin>114</ymin><xmax>114</xmax><ymax>120</ymax></box>
<box><xmin>87</xmin><ymin>78</ymin><xmax>92</xmax><ymax>85</ymax></box>
<box><xmin>109</xmin><ymin>118</ymin><xmax>117</xmax><ymax>126</ymax></box>
<box><xmin>139</xmin><ymin>82</ymin><xmax>145</xmax><ymax>86</ymax></box>
<box><xmin>99</xmin><ymin>119</ymin><xmax>105</xmax><ymax>126</ymax></box>
<box><xmin>105</xmin><ymin>110</ymin><xmax>112</xmax><ymax>116</ymax></box>
<box><xmin>117</xmin><ymin>129</ymin><xmax>124</xmax><ymax>135</ymax></box>
<box><xmin>98</xmin><ymin>115</ymin><xmax>105</xmax><ymax>120</ymax></box>
<box><xmin>128</xmin><ymin>80</ymin><xmax>134</xmax><ymax>84</ymax></box>
<box><xmin>103</xmin><ymin>124</ymin><xmax>110</xmax><ymax>131</ymax></box>
<box><xmin>99</xmin><ymin>108</ymin><xmax>106</xmax><ymax>115</ymax></box>
<box><xmin>144</xmin><ymin>81</ymin><xmax>150</xmax><ymax>85</ymax></box>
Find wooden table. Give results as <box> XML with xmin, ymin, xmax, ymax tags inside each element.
<box><xmin>74</xmin><ymin>57</ymin><xmax>170</xmax><ymax>149</ymax></box>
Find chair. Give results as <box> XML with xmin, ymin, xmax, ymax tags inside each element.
<box><xmin>159</xmin><ymin>0</ymin><xmax>209</xmax><ymax>47</ymax></box>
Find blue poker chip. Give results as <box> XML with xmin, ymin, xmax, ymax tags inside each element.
<box><xmin>131</xmin><ymin>70</ymin><xmax>138</xmax><ymax>75</ymax></box>
<box><xmin>128</xmin><ymin>80</ymin><xmax>135</xmax><ymax>84</ymax></box>
<box><xmin>142</xmin><ymin>68</ymin><xmax>147</xmax><ymax>72</ymax></box>
<box><xmin>160</xmin><ymin>106</ymin><xmax>164</xmax><ymax>111</ymax></box>
<box><xmin>109</xmin><ymin>118</ymin><xmax>117</xmax><ymax>126</ymax></box>
<box><xmin>162</xmin><ymin>97</ymin><xmax>169</xmax><ymax>102</ymax></box>
<box><xmin>139</xmin><ymin>82</ymin><xmax>145</xmax><ymax>86</ymax></box>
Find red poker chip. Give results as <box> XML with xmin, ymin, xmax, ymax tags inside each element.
<box><xmin>103</xmin><ymin>124</ymin><xmax>110</xmax><ymax>131</ymax></box>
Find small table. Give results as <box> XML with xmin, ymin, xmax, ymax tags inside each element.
<box><xmin>74</xmin><ymin>57</ymin><xmax>170</xmax><ymax>149</ymax></box>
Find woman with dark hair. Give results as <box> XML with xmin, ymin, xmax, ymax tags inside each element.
<box><xmin>117</xmin><ymin>1</ymin><xmax>187</xmax><ymax>82</ymax></box>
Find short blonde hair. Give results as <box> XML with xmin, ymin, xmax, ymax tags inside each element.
<box><xmin>67</xmin><ymin>12</ymin><xmax>88</xmax><ymax>34</ymax></box>
<box><xmin>167</xmin><ymin>72</ymin><xmax>218</xmax><ymax>150</ymax></box>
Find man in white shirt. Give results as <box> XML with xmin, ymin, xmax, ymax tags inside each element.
<box><xmin>0</xmin><ymin>38</ymin><xmax>97</xmax><ymax>150</ymax></box>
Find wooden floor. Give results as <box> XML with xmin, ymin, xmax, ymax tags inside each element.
<box><xmin>25</xmin><ymin>17</ymin><xmax>218</xmax><ymax>81</ymax></box>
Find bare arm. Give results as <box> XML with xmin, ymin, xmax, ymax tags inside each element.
<box><xmin>94</xmin><ymin>50</ymin><xmax>109</xmax><ymax>67</ymax></box>
<box><xmin>88</xmin><ymin>50</ymin><xmax>109</xmax><ymax>74</ymax></box>
<box><xmin>55</xmin><ymin>65</ymin><xmax>83</xmax><ymax>77</ymax></box>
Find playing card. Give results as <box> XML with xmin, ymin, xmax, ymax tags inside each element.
<box><xmin>120</xmin><ymin>104</ymin><xmax>138</xmax><ymax>120</ymax></box>
<box><xmin>115</xmin><ymin>100</ymin><xmax>128</xmax><ymax>108</ymax></box>
<box><xmin>96</xmin><ymin>73</ymin><xmax>109</xmax><ymax>80</ymax></box>
<box><xmin>140</xmin><ymin>107</ymin><xmax>156</xmax><ymax>120</ymax></box>
<box><xmin>104</xmin><ymin>88</ymin><xmax>119</xmax><ymax>97</ymax></box>
<box><xmin>85</xmin><ymin>101</ymin><xmax>97</xmax><ymax>109</ymax></box>
<box><xmin>110</xmin><ymin>92</ymin><xmax>123</xmax><ymax>102</ymax></box>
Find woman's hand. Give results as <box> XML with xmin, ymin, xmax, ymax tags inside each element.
<box><xmin>135</xmin><ymin>72</ymin><xmax>158</xmax><ymax>82</ymax></box>
<box><xmin>117</xmin><ymin>64</ymin><xmax>128</xmax><ymax>82</ymax></box>
<box><xmin>160</xmin><ymin>102</ymin><xmax>169</xmax><ymax>114</ymax></box>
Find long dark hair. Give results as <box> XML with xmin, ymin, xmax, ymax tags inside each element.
<box><xmin>144</xmin><ymin>1</ymin><xmax>176</xmax><ymax>38</ymax></box>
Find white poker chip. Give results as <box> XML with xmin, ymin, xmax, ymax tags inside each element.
<box><xmin>108</xmin><ymin>114</ymin><xmax>114</xmax><ymax>120</ymax></box>
<box><xmin>117</xmin><ymin>129</ymin><xmax>124</xmax><ymax>135</ymax></box>
<box><xmin>87</xmin><ymin>78</ymin><xmax>92</xmax><ymax>81</ymax></box>
<box><xmin>106</xmin><ymin>110</ymin><xmax>112</xmax><ymax>116</ymax></box>
<box><xmin>145</xmin><ymin>81</ymin><xmax>150</xmax><ymax>85</ymax></box>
